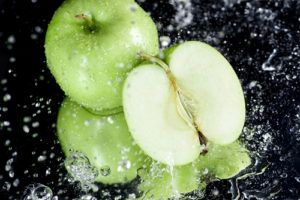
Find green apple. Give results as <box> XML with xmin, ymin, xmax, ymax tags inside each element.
<box><xmin>196</xmin><ymin>142</ymin><xmax>251</xmax><ymax>179</ymax></box>
<box><xmin>57</xmin><ymin>98</ymin><xmax>146</xmax><ymax>184</ymax></box>
<box><xmin>123</xmin><ymin>41</ymin><xmax>245</xmax><ymax>165</ymax></box>
<box><xmin>138</xmin><ymin>161</ymin><xmax>202</xmax><ymax>200</ymax></box>
<box><xmin>45</xmin><ymin>0</ymin><xmax>159</xmax><ymax>113</ymax></box>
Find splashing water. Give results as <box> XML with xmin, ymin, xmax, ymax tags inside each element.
<box><xmin>169</xmin><ymin>0</ymin><xmax>193</xmax><ymax>30</ymax></box>
<box><xmin>22</xmin><ymin>184</ymin><xmax>53</xmax><ymax>200</ymax></box>
<box><xmin>64</xmin><ymin>151</ymin><xmax>99</xmax><ymax>192</ymax></box>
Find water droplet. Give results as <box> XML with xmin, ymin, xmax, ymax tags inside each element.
<box><xmin>23</xmin><ymin>116</ymin><xmax>32</xmax><ymax>123</ymax></box>
<box><xmin>100</xmin><ymin>166</ymin><xmax>111</xmax><ymax>176</ymax></box>
<box><xmin>129</xmin><ymin>4</ymin><xmax>137</xmax><ymax>12</ymax></box>
<box><xmin>1</xmin><ymin>79</ymin><xmax>7</xmax><ymax>84</ymax></box>
<box><xmin>79</xmin><ymin>194</ymin><xmax>97</xmax><ymax>200</ymax></box>
<box><xmin>23</xmin><ymin>125</ymin><xmax>30</xmax><ymax>133</ymax></box>
<box><xmin>159</xmin><ymin>36</ymin><xmax>171</xmax><ymax>47</ymax></box>
<box><xmin>22</xmin><ymin>184</ymin><xmax>53</xmax><ymax>200</ymax></box>
<box><xmin>202</xmin><ymin>168</ymin><xmax>209</xmax><ymax>175</ymax></box>
<box><xmin>84</xmin><ymin>120</ymin><xmax>92</xmax><ymax>126</ymax></box>
<box><xmin>107</xmin><ymin>116</ymin><xmax>114</xmax><ymax>124</ymax></box>
<box><xmin>3</xmin><ymin>121</ymin><xmax>10</xmax><ymax>126</ymax></box>
<box><xmin>32</xmin><ymin>122</ymin><xmax>40</xmax><ymax>128</ymax></box>
<box><xmin>7</xmin><ymin>35</ymin><xmax>15</xmax><ymax>43</ymax></box>
<box><xmin>212</xmin><ymin>188</ymin><xmax>219</xmax><ymax>196</ymax></box>
<box><xmin>118</xmin><ymin>160</ymin><xmax>131</xmax><ymax>172</ymax></box>
<box><xmin>35</xmin><ymin>26</ymin><xmax>42</xmax><ymax>33</ymax></box>
<box><xmin>31</xmin><ymin>34</ymin><xmax>38</xmax><ymax>40</ymax></box>
<box><xmin>116</xmin><ymin>63</ymin><xmax>125</xmax><ymax>68</ymax></box>
<box><xmin>13</xmin><ymin>178</ymin><xmax>20</xmax><ymax>187</ymax></box>
<box><xmin>8</xmin><ymin>170</ymin><xmax>14</xmax><ymax>178</ymax></box>
<box><xmin>2</xmin><ymin>182</ymin><xmax>11</xmax><ymax>191</ymax></box>
<box><xmin>32</xmin><ymin>185</ymin><xmax>53</xmax><ymax>200</ymax></box>
<box><xmin>37</xmin><ymin>155</ymin><xmax>47</xmax><ymax>162</ymax></box>
<box><xmin>9</xmin><ymin>57</ymin><xmax>16</xmax><ymax>63</ymax></box>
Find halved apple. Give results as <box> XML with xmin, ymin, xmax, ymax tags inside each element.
<box><xmin>165</xmin><ymin>41</ymin><xmax>246</xmax><ymax>145</ymax></box>
<box><xmin>123</xmin><ymin>64</ymin><xmax>201</xmax><ymax>165</ymax></box>
<box><xmin>123</xmin><ymin>41</ymin><xmax>245</xmax><ymax>165</ymax></box>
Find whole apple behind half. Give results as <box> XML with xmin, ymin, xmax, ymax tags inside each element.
<box><xmin>123</xmin><ymin>41</ymin><xmax>246</xmax><ymax>165</ymax></box>
<box><xmin>57</xmin><ymin>98</ymin><xmax>146</xmax><ymax>184</ymax></box>
<box><xmin>45</xmin><ymin>0</ymin><xmax>159</xmax><ymax>114</ymax></box>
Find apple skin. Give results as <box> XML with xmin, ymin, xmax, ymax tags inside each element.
<box><xmin>57</xmin><ymin>98</ymin><xmax>146</xmax><ymax>184</ymax></box>
<box><xmin>138</xmin><ymin>161</ymin><xmax>202</xmax><ymax>200</ymax></box>
<box><xmin>45</xmin><ymin>0</ymin><xmax>159</xmax><ymax>113</ymax></box>
<box><xmin>138</xmin><ymin>142</ymin><xmax>250</xmax><ymax>199</ymax></box>
<box><xmin>196</xmin><ymin>142</ymin><xmax>251</xmax><ymax>179</ymax></box>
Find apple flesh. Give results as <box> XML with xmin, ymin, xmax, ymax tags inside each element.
<box><xmin>45</xmin><ymin>0</ymin><xmax>159</xmax><ymax>113</ymax></box>
<box><xmin>123</xmin><ymin>41</ymin><xmax>245</xmax><ymax>165</ymax></box>
<box><xmin>57</xmin><ymin>98</ymin><xmax>146</xmax><ymax>184</ymax></box>
<box><xmin>165</xmin><ymin>41</ymin><xmax>245</xmax><ymax>145</ymax></box>
<box><xmin>123</xmin><ymin>64</ymin><xmax>201</xmax><ymax>165</ymax></box>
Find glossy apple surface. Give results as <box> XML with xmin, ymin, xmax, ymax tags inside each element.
<box><xmin>138</xmin><ymin>161</ymin><xmax>201</xmax><ymax>200</ymax></box>
<box><xmin>45</xmin><ymin>0</ymin><xmax>159</xmax><ymax>113</ymax></box>
<box><xmin>57</xmin><ymin>98</ymin><xmax>146</xmax><ymax>184</ymax></box>
<box><xmin>138</xmin><ymin>142</ymin><xmax>250</xmax><ymax>199</ymax></box>
<box><xmin>196</xmin><ymin>142</ymin><xmax>251</xmax><ymax>179</ymax></box>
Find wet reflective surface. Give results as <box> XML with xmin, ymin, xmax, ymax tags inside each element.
<box><xmin>0</xmin><ymin>0</ymin><xmax>300</xmax><ymax>199</ymax></box>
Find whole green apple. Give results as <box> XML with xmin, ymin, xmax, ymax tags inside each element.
<box><xmin>57</xmin><ymin>98</ymin><xmax>146</xmax><ymax>184</ymax></box>
<box><xmin>45</xmin><ymin>0</ymin><xmax>159</xmax><ymax>113</ymax></box>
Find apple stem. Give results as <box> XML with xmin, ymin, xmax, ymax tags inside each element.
<box><xmin>138</xmin><ymin>52</ymin><xmax>178</xmax><ymax>86</ymax></box>
<box><xmin>75</xmin><ymin>14</ymin><xmax>98</xmax><ymax>33</ymax></box>
<box><xmin>138</xmin><ymin>52</ymin><xmax>170</xmax><ymax>73</ymax></box>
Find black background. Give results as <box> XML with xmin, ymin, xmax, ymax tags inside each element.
<box><xmin>0</xmin><ymin>0</ymin><xmax>300</xmax><ymax>199</ymax></box>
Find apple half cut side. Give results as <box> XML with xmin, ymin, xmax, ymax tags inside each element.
<box><xmin>123</xmin><ymin>64</ymin><xmax>201</xmax><ymax>165</ymax></box>
<box><xmin>165</xmin><ymin>41</ymin><xmax>246</xmax><ymax>145</ymax></box>
<box><xmin>123</xmin><ymin>41</ymin><xmax>246</xmax><ymax>166</ymax></box>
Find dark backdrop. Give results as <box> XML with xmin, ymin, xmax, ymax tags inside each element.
<box><xmin>0</xmin><ymin>0</ymin><xmax>300</xmax><ymax>199</ymax></box>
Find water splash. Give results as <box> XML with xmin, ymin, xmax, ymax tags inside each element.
<box><xmin>64</xmin><ymin>151</ymin><xmax>99</xmax><ymax>192</ymax></box>
<box><xmin>262</xmin><ymin>49</ymin><xmax>282</xmax><ymax>71</ymax></box>
<box><xmin>169</xmin><ymin>0</ymin><xmax>193</xmax><ymax>30</ymax></box>
<box><xmin>22</xmin><ymin>183</ymin><xmax>53</xmax><ymax>200</ymax></box>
